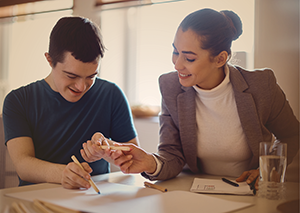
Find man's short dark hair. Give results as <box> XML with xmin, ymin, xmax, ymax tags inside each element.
<box><xmin>48</xmin><ymin>16</ymin><xmax>105</xmax><ymax>67</ymax></box>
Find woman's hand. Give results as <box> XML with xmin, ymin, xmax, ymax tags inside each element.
<box><xmin>236</xmin><ymin>169</ymin><xmax>260</xmax><ymax>190</ymax></box>
<box><xmin>110</xmin><ymin>143</ymin><xmax>157</xmax><ymax>174</ymax></box>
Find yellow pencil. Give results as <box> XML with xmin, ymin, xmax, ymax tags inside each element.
<box><xmin>33</xmin><ymin>200</ymin><xmax>54</xmax><ymax>213</ymax></box>
<box><xmin>35</xmin><ymin>200</ymin><xmax>82</xmax><ymax>213</ymax></box>
<box><xmin>71</xmin><ymin>155</ymin><xmax>100</xmax><ymax>194</ymax></box>
<box><xmin>101</xmin><ymin>146</ymin><xmax>131</xmax><ymax>151</ymax></box>
<box><xmin>11</xmin><ymin>202</ymin><xmax>27</xmax><ymax>213</ymax></box>
<box><xmin>144</xmin><ymin>181</ymin><xmax>167</xmax><ymax>192</ymax></box>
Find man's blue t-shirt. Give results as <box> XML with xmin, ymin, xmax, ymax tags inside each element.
<box><xmin>3</xmin><ymin>77</ymin><xmax>137</xmax><ymax>186</ymax></box>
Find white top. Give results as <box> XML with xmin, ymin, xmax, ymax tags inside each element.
<box><xmin>193</xmin><ymin>65</ymin><xmax>252</xmax><ymax>177</ymax></box>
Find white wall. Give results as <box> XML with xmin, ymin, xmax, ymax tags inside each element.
<box><xmin>255</xmin><ymin>0</ymin><xmax>299</xmax><ymax>183</ymax></box>
<box><xmin>254</xmin><ymin>0</ymin><xmax>299</xmax><ymax>120</ymax></box>
<box><xmin>254</xmin><ymin>0</ymin><xmax>299</xmax><ymax>183</ymax></box>
<box><xmin>134</xmin><ymin>117</ymin><xmax>160</xmax><ymax>153</ymax></box>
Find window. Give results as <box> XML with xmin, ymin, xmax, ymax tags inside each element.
<box><xmin>0</xmin><ymin>0</ymin><xmax>72</xmax><ymax>112</ymax></box>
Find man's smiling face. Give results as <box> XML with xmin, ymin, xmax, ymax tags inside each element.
<box><xmin>46</xmin><ymin>51</ymin><xmax>99</xmax><ymax>103</ymax></box>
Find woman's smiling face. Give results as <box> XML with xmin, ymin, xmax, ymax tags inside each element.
<box><xmin>172</xmin><ymin>28</ymin><xmax>225</xmax><ymax>90</ymax></box>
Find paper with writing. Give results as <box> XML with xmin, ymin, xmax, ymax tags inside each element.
<box><xmin>190</xmin><ymin>178</ymin><xmax>253</xmax><ymax>195</ymax></box>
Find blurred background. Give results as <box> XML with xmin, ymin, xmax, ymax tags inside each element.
<box><xmin>0</xmin><ymin>0</ymin><xmax>298</xmax><ymax>120</ymax></box>
<box><xmin>0</xmin><ymin>0</ymin><xmax>298</xmax><ymax>187</ymax></box>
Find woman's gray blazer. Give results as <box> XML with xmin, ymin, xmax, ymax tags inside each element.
<box><xmin>143</xmin><ymin>64</ymin><xmax>299</xmax><ymax>181</ymax></box>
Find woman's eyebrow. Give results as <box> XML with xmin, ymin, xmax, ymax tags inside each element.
<box><xmin>182</xmin><ymin>51</ymin><xmax>196</xmax><ymax>55</ymax></box>
<box><xmin>172</xmin><ymin>43</ymin><xmax>177</xmax><ymax>50</ymax></box>
<box><xmin>182</xmin><ymin>51</ymin><xmax>197</xmax><ymax>55</ymax></box>
<box><xmin>172</xmin><ymin>43</ymin><xmax>196</xmax><ymax>55</ymax></box>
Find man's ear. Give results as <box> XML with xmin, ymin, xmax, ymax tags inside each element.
<box><xmin>215</xmin><ymin>51</ymin><xmax>228</xmax><ymax>68</ymax></box>
<box><xmin>44</xmin><ymin>52</ymin><xmax>53</xmax><ymax>68</ymax></box>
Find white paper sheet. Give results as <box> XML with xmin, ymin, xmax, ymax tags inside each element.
<box><xmin>190</xmin><ymin>178</ymin><xmax>253</xmax><ymax>195</ymax></box>
<box><xmin>6</xmin><ymin>181</ymin><xmax>253</xmax><ymax>213</ymax></box>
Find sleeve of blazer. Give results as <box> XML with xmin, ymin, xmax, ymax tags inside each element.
<box><xmin>265</xmin><ymin>70</ymin><xmax>299</xmax><ymax>164</ymax></box>
<box><xmin>142</xmin><ymin>72</ymin><xmax>187</xmax><ymax>181</ymax></box>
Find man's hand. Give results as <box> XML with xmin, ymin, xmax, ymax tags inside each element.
<box><xmin>61</xmin><ymin>161</ymin><xmax>93</xmax><ymax>189</ymax></box>
<box><xmin>81</xmin><ymin>132</ymin><xmax>112</xmax><ymax>162</ymax></box>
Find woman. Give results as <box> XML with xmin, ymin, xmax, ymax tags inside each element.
<box><xmin>82</xmin><ymin>8</ymin><xmax>299</xmax><ymax>189</ymax></box>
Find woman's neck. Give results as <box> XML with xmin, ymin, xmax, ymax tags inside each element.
<box><xmin>196</xmin><ymin>66</ymin><xmax>225</xmax><ymax>90</ymax></box>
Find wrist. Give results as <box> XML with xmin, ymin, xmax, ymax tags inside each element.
<box><xmin>145</xmin><ymin>154</ymin><xmax>157</xmax><ymax>174</ymax></box>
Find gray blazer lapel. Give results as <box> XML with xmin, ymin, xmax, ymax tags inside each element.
<box><xmin>177</xmin><ymin>86</ymin><xmax>198</xmax><ymax>173</ymax></box>
<box><xmin>230</xmin><ymin>66</ymin><xmax>263</xmax><ymax>168</ymax></box>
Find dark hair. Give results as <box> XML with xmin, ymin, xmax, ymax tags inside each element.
<box><xmin>179</xmin><ymin>8</ymin><xmax>242</xmax><ymax>59</ymax></box>
<box><xmin>48</xmin><ymin>16</ymin><xmax>105</xmax><ymax>67</ymax></box>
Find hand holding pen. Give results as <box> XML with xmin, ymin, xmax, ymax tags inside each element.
<box><xmin>236</xmin><ymin>169</ymin><xmax>259</xmax><ymax>195</ymax></box>
<box><xmin>71</xmin><ymin>155</ymin><xmax>100</xmax><ymax>194</ymax></box>
<box><xmin>61</xmin><ymin>155</ymin><xmax>93</xmax><ymax>190</ymax></box>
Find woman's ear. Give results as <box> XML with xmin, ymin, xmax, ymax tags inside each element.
<box><xmin>44</xmin><ymin>52</ymin><xmax>53</xmax><ymax>68</ymax></box>
<box><xmin>215</xmin><ymin>51</ymin><xmax>228</xmax><ymax>68</ymax></box>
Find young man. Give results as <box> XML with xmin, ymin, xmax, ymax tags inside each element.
<box><xmin>3</xmin><ymin>16</ymin><xmax>138</xmax><ymax>189</ymax></box>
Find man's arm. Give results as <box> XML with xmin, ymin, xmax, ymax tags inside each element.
<box><xmin>7</xmin><ymin>136</ymin><xmax>94</xmax><ymax>189</ymax></box>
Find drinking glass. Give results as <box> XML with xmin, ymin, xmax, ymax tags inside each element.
<box><xmin>258</xmin><ymin>141</ymin><xmax>287</xmax><ymax>200</ymax></box>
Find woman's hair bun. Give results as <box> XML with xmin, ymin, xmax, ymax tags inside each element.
<box><xmin>220</xmin><ymin>10</ymin><xmax>243</xmax><ymax>41</ymax></box>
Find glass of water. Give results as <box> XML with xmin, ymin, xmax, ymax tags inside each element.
<box><xmin>258</xmin><ymin>141</ymin><xmax>287</xmax><ymax>200</ymax></box>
